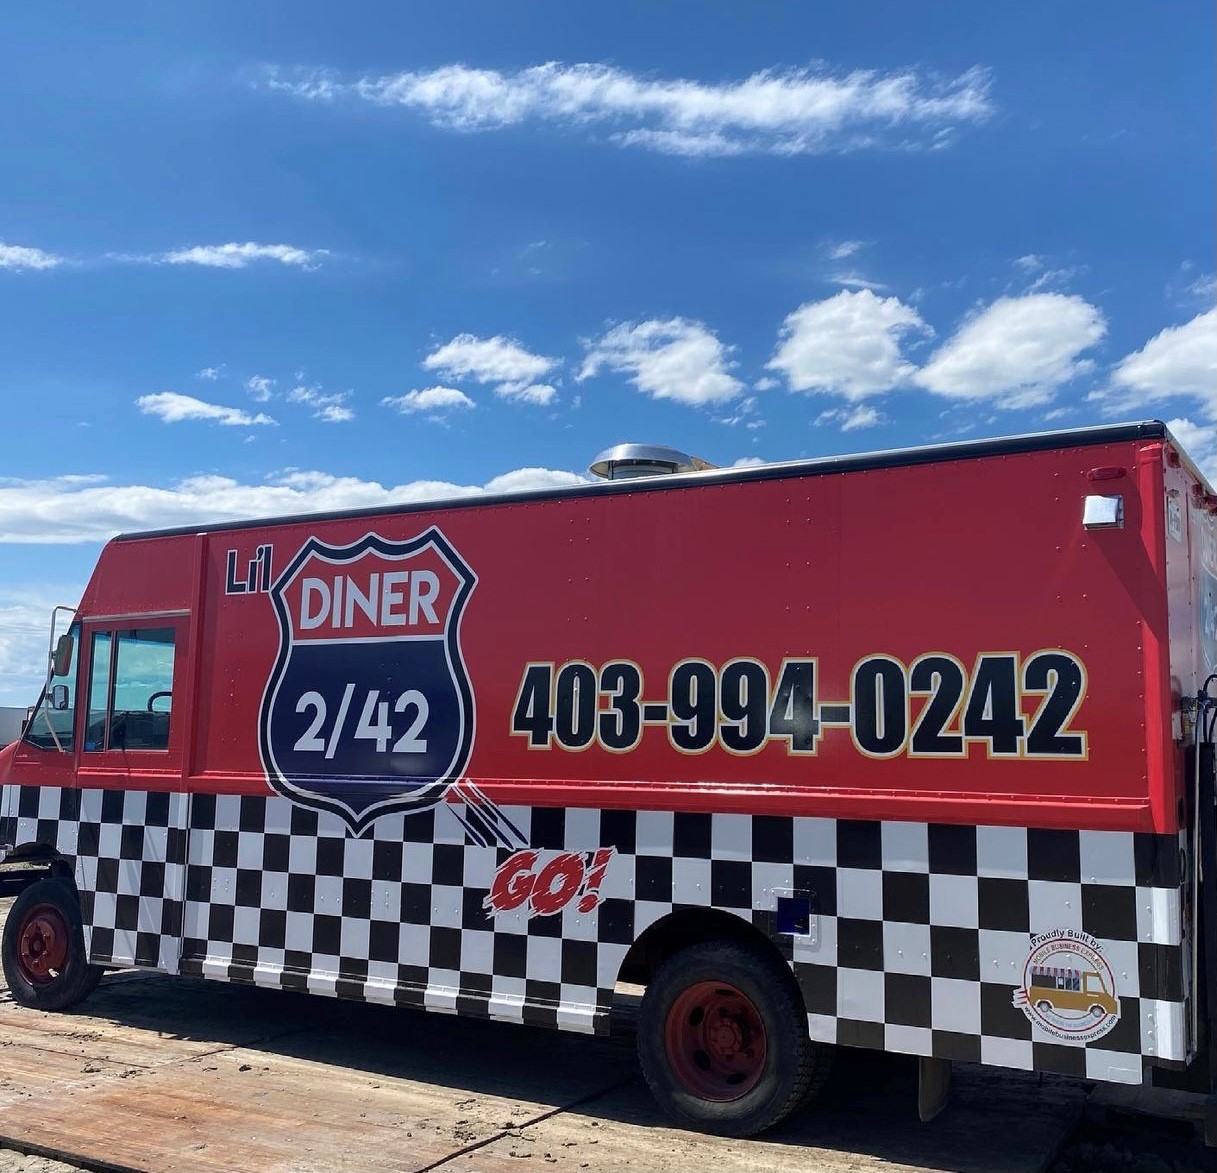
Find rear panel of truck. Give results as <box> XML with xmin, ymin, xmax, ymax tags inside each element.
<box><xmin>1166</xmin><ymin>444</ymin><xmax>1217</xmax><ymax>706</ymax></box>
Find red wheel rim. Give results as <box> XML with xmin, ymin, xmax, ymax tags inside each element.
<box><xmin>664</xmin><ymin>981</ymin><xmax>768</xmax><ymax>1102</ymax></box>
<box><xmin>16</xmin><ymin>903</ymin><xmax>71</xmax><ymax>986</ymax></box>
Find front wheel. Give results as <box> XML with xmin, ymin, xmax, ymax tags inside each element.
<box><xmin>637</xmin><ymin>940</ymin><xmax>832</xmax><ymax>1136</ymax></box>
<box><xmin>2</xmin><ymin>876</ymin><xmax>103</xmax><ymax>1011</ymax></box>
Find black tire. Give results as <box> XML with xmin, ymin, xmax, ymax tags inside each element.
<box><xmin>2</xmin><ymin>876</ymin><xmax>103</xmax><ymax>1011</ymax></box>
<box><xmin>637</xmin><ymin>939</ymin><xmax>832</xmax><ymax>1136</ymax></box>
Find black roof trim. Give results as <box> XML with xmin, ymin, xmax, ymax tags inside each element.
<box><xmin>114</xmin><ymin>420</ymin><xmax>1169</xmax><ymax>543</ymax></box>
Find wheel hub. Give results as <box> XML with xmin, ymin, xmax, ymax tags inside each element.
<box><xmin>17</xmin><ymin>905</ymin><xmax>70</xmax><ymax>985</ymax></box>
<box><xmin>665</xmin><ymin>980</ymin><xmax>768</xmax><ymax>1102</ymax></box>
<box><xmin>707</xmin><ymin>1014</ymin><xmax>745</xmax><ymax>1058</ymax></box>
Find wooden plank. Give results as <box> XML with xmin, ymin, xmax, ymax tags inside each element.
<box><xmin>0</xmin><ymin>895</ymin><xmax>1083</xmax><ymax>1173</ymax></box>
<box><xmin>0</xmin><ymin>976</ymin><xmax>277</xmax><ymax>1073</ymax></box>
<box><xmin>0</xmin><ymin>896</ymin><xmax>635</xmax><ymax>1173</ymax></box>
<box><xmin>0</xmin><ymin>1042</ymin><xmax>136</xmax><ymax>1095</ymax></box>
<box><xmin>0</xmin><ymin>1023</ymin><xmax>634</xmax><ymax>1173</ymax></box>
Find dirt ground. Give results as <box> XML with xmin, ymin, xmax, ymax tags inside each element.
<box><xmin>0</xmin><ymin>1155</ymin><xmax>77</xmax><ymax>1173</ymax></box>
<box><xmin>1053</xmin><ymin>1127</ymin><xmax>1215</xmax><ymax>1173</ymax></box>
<box><xmin>0</xmin><ymin>881</ymin><xmax>1214</xmax><ymax>1173</ymax></box>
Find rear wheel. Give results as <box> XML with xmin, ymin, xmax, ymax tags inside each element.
<box><xmin>2</xmin><ymin>877</ymin><xmax>102</xmax><ymax>1011</ymax></box>
<box><xmin>637</xmin><ymin>940</ymin><xmax>832</xmax><ymax>1136</ymax></box>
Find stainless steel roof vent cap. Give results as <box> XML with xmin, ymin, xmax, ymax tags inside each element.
<box><xmin>588</xmin><ymin>443</ymin><xmax>716</xmax><ymax>480</ymax></box>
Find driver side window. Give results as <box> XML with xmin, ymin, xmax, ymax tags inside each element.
<box><xmin>84</xmin><ymin>626</ymin><xmax>176</xmax><ymax>752</ymax></box>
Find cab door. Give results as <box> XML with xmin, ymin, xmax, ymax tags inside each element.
<box><xmin>75</xmin><ymin>615</ymin><xmax>190</xmax><ymax>972</ymax></box>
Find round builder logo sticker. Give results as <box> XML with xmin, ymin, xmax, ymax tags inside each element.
<box><xmin>1013</xmin><ymin>929</ymin><xmax>1121</xmax><ymax>1043</ymax></box>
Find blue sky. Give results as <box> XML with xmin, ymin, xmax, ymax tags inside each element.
<box><xmin>1</xmin><ymin>1</ymin><xmax>1214</xmax><ymax>703</ymax></box>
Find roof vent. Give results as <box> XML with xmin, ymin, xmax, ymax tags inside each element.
<box><xmin>588</xmin><ymin>443</ymin><xmax>717</xmax><ymax>481</ymax></box>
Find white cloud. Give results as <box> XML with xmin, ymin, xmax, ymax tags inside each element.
<box><xmin>842</xmin><ymin>405</ymin><xmax>883</xmax><ymax>430</ymax></box>
<box><xmin>1166</xmin><ymin>417</ymin><xmax>1217</xmax><ymax>482</ymax></box>
<box><xmin>196</xmin><ymin>366</ymin><xmax>223</xmax><ymax>381</ymax></box>
<box><xmin>827</xmin><ymin>240</ymin><xmax>865</xmax><ymax>260</ymax></box>
<box><xmin>1</xmin><ymin>242</ymin><xmax>328</xmax><ymax>273</ymax></box>
<box><xmin>136</xmin><ymin>392</ymin><xmax>276</xmax><ymax>427</ymax></box>
<box><xmin>829</xmin><ymin>272</ymin><xmax>888</xmax><ymax>291</ymax></box>
<box><xmin>815</xmin><ymin>404</ymin><xmax>884</xmax><ymax>431</ymax></box>
<box><xmin>732</xmin><ymin>456</ymin><xmax>766</xmax><ymax>468</ymax></box>
<box><xmin>914</xmin><ymin>294</ymin><xmax>1106</xmax><ymax>408</ymax></box>
<box><xmin>579</xmin><ymin>318</ymin><xmax>742</xmax><ymax>406</ymax></box>
<box><xmin>1095</xmin><ymin>309</ymin><xmax>1216</xmax><ymax>418</ymax></box>
<box><xmin>0</xmin><ymin>587</ymin><xmax>88</xmax><ymax>705</ymax></box>
<box><xmin>424</xmin><ymin>333</ymin><xmax>558</xmax><ymax>384</ymax></box>
<box><xmin>0</xmin><ymin>242</ymin><xmax>65</xmax><ymax>271</ymax></box>
<box><xmin>287</xmin><ymin>384</ymin><xmax>355</xmax><ymax>422</ymax></box>
<box><xmin>767</xmin><ymin>289</ymin><xmax>928</xmax><ymax>400</ymax></box>
<box><xmin>1024</xmin><ymin>267</ymin><xmax>1083</xmax><ymax>294</ymax></box>
<box><xmin>422</xmin><ymin>333</ymin><xmax>561</xmax><ymax>405</ymax></box>
<box><xmin>1163</xmin><ymin>263</ymin><xmax>1215</xmax><ymax>309</ymax></box>
<box><xmin>1187</xmin><ymin>273</ymin><xmax>1217</xmax><ymax>302</ymax></box>
<box><xmin>476</xmin><ymin>468</ymin><xmax>586</xmax><ymax>495</ymax></box>
<box><xmin>382</xmin><ymin>386</ymin><xmax>476</xmax><ymax>414</ymax></box>
<box><xmin>265</xmin><ymin>61</ymin><xmax>994</xmax><ymax>157</ymax></box>
<box><xmin>1009</xmin><ymin>254</ymin><xmax>1085</xmax><ymax>294</ymax></box>
<box><xmin>245</xmin><ymin>375</ymin><xmax>275</xmax><ymax>401</ymax></box>
<box><xmin>713</xmin><ymin>396</ymin><xmax>761</xmax><ymax>427</ymax></box>
<box><xmin>612</xmin><ymin>128</ymin><xmax>745</xmax><ymax>157</ymax></box>
<box><xmin>0</xmin><ymin>466</ymin><xmax>589</xmax><ymax>545</ymax></box>
<box><xmin>162</xmin><ymin>242</ymin><xmax>327</xmax><ymax>269</ymax></box>
<box><xmin>500</xmin><ymin>382</ymin><xmax>557</xmax><ymax>405</ymax></box>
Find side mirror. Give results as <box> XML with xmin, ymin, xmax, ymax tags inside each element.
<box><xmin>52</xmin><ymin>633</ymin><xmax>74</xmax><ymax>678</ymax></box>
<box><xmin>49</xmin><ymin>684</ymin><xmax>70</xmax><ymax>711</ymax></box>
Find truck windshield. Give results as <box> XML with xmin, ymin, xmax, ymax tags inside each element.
<box><xmin>23</xmin><ymin>622</ymin><xmax>80</xmax><ymax>752</ymax></box>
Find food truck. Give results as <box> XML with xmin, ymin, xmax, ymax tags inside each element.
<box><xmin>2</xmin><ymin>421</ymin><xmax>1214</xmax><ymax>1137</ymax></box>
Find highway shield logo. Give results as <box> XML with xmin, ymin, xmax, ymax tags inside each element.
<box><xmin>259</xmin><ymin>528</ymin><xmax>477</xmax><ymax>833</ymax></box>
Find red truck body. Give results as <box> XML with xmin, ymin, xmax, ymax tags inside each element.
<box><xmin>2</xmin><ymin>421</ymin><xmax>1215</xmax><ymax>1131</ymax></box>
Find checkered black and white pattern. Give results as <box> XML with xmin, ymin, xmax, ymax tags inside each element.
<box><xmin>0</xmin><ymin>781</ymin><xmax>1190</xmax><ymax>1085</ymax></box>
